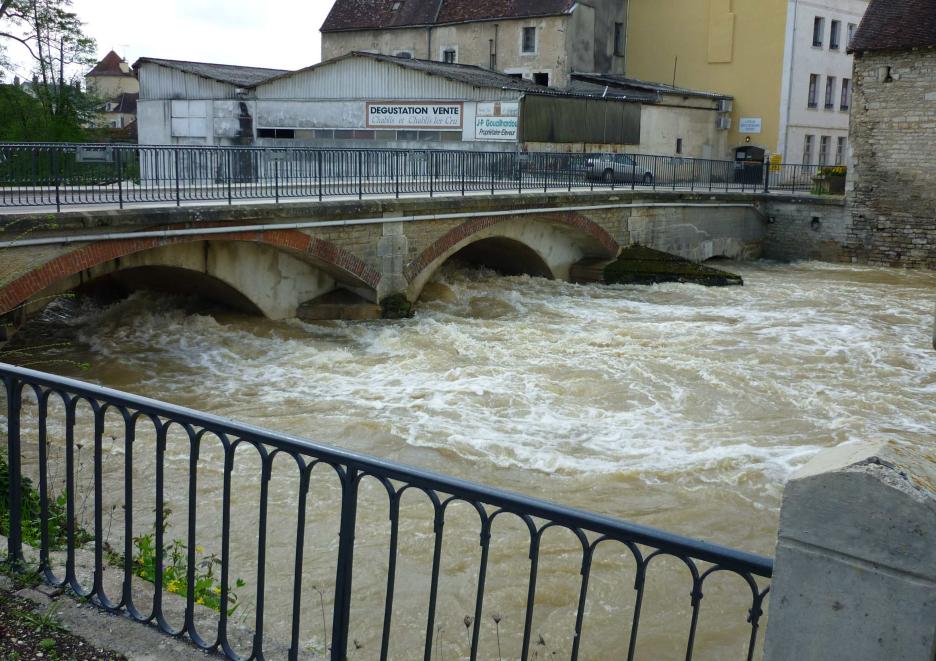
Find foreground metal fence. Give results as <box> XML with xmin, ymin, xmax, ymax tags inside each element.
<box><xmin>0</xmin><ymin>142</ymin><xmax>829</xmax><ymax>211</ymax></box>
<box><xmin>1</xmin><ymin>363</ymin><xmax>772</xmax><ymax>660</ymax></box>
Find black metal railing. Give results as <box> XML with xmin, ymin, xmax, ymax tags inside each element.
<box><xmin>1</xmin><ymin>362</ymin><xmax>772</xmax><ymax>660</ymax></box>
<box><xmin>0</xmin><ymin>143</ymin><xmax>829</xmax><ymax>211</ymax></box>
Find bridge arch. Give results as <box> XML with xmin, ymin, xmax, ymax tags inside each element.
<box><xmin>405</xmin><ymin>212</ymin><xmax>619</xmax><ymax>301</ymax></box>
<box><xmin>0</xmin><ymin>230</ymin><xmax>381</xmax><ymax>321</ymax></box>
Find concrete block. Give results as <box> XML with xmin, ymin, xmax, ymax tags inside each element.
<box><xmin>763</xmin><ymin>441</ymin><xmax>936</xmax><ymax>661</ymax></box>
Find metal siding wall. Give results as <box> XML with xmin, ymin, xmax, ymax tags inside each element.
<box><xmin>256</xmin><ymin>59</ymin><xmax>520</xmax><ymax>102</ymax></box>
<box><xmin>138</xmin><ymin>64</ymin><xmax>238</xmax><ymax>100</ymax></box>
<box><xmin>521</xmin><ymin>96</ymin><xmax>641</xmax><ymax>144</ymax></box>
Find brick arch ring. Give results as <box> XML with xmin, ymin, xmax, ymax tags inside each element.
<box><xmin>0</xmin><ymin>229</ymin><xmax>381</xmax><ymax>317</ymax></box>
<box><xmin>404</xmin><ymin>210</ymin><xmax>620</xmax><ymax>286</ymax></box>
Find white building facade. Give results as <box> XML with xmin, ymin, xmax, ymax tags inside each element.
<box><xmin>778</xmin><ymin>0</ymin><xmax>868</xmax><ymax>166</ymax></box>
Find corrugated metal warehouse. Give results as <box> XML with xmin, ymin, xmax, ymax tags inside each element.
<box><xmin>135</xmin><ymin>52</ymin><xmax>730</xmax><ymax>157</ymax></box>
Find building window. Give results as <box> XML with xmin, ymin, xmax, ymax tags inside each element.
<box><xmin>835</xmin><ymin>136</ymin><xmax>847</xmax><ymax>165</ymax></box>
<box><xmin>818</xmin><ymin>135</ymin><xmax>830</xmax><ymax>166</ymax></box>
<box><xmin>830</xmin><ymin>20</ymin><xmax>841</xmax><ymax>49</ymax></box>
<box><xmin>803</xmin><ymin>134</ymin><xmax>814</xmax><ymax>164</ymax></box>
<box><xmin>442</xmin><ymin>48</ymin><xmax>456</xmax><ymax>63</ymax></box>
<box><xmin>847</xmin><ymin>23</ymin><xmax>857</xmax><ymax>47</ymax></box>
<box><xmin>533</xmin><ymin>72</ymin><xmax>549</xmax><ymax>86</ymax></box>
<box><xmin>676</xmin><ymin>138</ymin><xmax>683</xmax><ymax>154</ymax></box>
<box><xmin>825</xmin><ymin>76</ymin><xmax>836</xmax><ymax>109</ymax></box>
<box><xmin>522</xmin><ymin>27</ymin><xmax>537</xmax><ymax>54</ymax></box>
<box><xmin>808</xmin><ymin>74</ymin><xmax>819</xmax><ymax>108</ymax></box>
<box><xmin>614</xmin><ymin>22</ymin><xmax>625</xmax><ymax>56</ymax></box>
<box><xmin>812</xmin><ymin>17</ymin><xmax>825</xmax><ymax>47</ymax></box>
<box><xmin>257</xmin><ymin>128</ymin><xmax>295</xmax><ymax>139</ymax></box>
<box><xmin>840</xmin><ymin>78</ymin><xmax>851</xmax><ymax>110</ymax></box>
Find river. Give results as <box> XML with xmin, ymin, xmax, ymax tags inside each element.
<box><xmin>4</xmin><ymin>260</ymin><xmax>935</xmax><ymax>660</ymax></box>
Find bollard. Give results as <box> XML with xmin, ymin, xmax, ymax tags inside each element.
<box><xmin>763</xmin><ymin>441</ymin><xmax>936</xmax><ymax>661</ymax></box>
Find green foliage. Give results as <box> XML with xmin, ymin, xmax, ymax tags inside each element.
<box><xmin>0</xmin><ymin>0</ymin><xmax>98</xmax><ymax>140</ymax></box>
<box><xmin>131</xmin><ymin>510</ymin><xmax>246</xmax><ymax>615</ymax></box>
<box><xmin>0</xmin><ymin>454</ymin><xmax>90</xmax><ymax>550</ymax></box>
<box><xmin>13</xmin><ymin>601</ymin><xmax>62</xmax><ymax>634</ymax></box>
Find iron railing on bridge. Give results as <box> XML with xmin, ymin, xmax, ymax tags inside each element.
<box><xmin>1</xmin><ymin>363</ymin><xmax>771</xmax><ymax>660</ymax></box>
<box><xmin>0</xmin><ymin>142</ymin><xmax>830</xmax><ymax>211</ymax></box>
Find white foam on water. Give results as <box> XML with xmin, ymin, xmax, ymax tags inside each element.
<box><xmin>30</xmin><ymin>262</ymin><xmax>935</xmax><ymax>501</ymax></box>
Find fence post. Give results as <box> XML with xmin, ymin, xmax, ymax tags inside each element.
<box><xmin>4</xmin><ymin>376</ymin><xmax>23</xmax><ymax>564</ymax></box>
<box><xmin>358</xmin><ymin>151</ymin><xmax>363</xmax><ymax>200</ymax></box>
<box><xmin>517</xmin><ymin>153</ymin><xmax>522</xmax><ymax>195</ymax></box>
<box><xmin>227</xmin><ymin>150</ymin><xmax>233</xmax><ymax>205</ymax></box>
<box><xmin>429</xmin><ymin>151</ymin><xmax>434</xmax><ymax>198</ymax></box>
<box><xmin>53</xmin><ymin>148</ymin><xmax>61</xmax><ymax>213</ymax></box>
<box><xmin>331</xmin><ymin>466</ymin><xmax>360</xmax><ymax>661</ymax></box>
<box><xmin>318</xmin><ymin>151</ymin><xmax>323</xmax><ymax>202</ymax></box>
<box><xmin>461</xmin><ymin>151</ymin><xmax>466</xmax><ymax>196</ymax></box>
<box><xmin>490</xmin><ymin>153</ymin><xmax>495</xmax><ymax>195</ymax></box>
<box><xmin>274</xmin><ymin>159</ymin><xmax>280</xmax><ymax>205</ymax></box>
<box><xmin>174</xmin><ymin>150</ymin><xmax>181</xmax><ymax>206</ymax></box>
<box><xmin>116</xmin><ymin>148</ymin><xmax>124</xmax><ymax>210</ymax></box>
<box><xmin>763</xmin><ymin>155</ymin><xmax>771</xmax><ymax>194</ymax></box>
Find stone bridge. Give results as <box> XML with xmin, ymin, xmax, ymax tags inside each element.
<box><xmin>0</xmin><ymin>190</ymin><xmax>770</xmax><ymax>324</ymax></box>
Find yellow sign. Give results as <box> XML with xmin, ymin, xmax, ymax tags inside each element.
<box><xmin>770</xmin><ymin>154</ymin><xmax>783</xmax><ymax>172</ymax></box>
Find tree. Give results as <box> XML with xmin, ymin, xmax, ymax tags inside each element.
<box><xmin>0</xmin><ymin>0</ymin><xmax>96</xmax><ymax>140</ymax></box>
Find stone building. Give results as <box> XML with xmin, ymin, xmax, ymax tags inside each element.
<box><xmin>85</xmin><ymin>51</ymin><xmax>139</xmax><ymax>100</ymax></box>
<box><xmin>85</xmin><ymin>51</ymin><xmax>141</xmax><ymax>133</ymax></box>
<box><xmin>846</xmin><ymin>0</ymin><xmax>936</xmax><ymax>268</ymax></box>
<box><xmin>320</xmin><ymin>0</ymin><xmax>628</xmax><ymax>89</ymax></box>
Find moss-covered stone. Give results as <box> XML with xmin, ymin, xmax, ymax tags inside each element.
<box><xmin>603</xmin><ymin>245</ymin><xmax>743</xmax><ymax>287</ymax></box>
<box><xmin>380</xmin><ymin>293</ymin><xmax>414</xmax><ymax>319</ymax></box>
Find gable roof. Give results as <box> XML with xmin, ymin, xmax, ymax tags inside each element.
<box><xmin>132</xmin><ymin>57</ymin><xmax>289</xmax><ymax>88</ymax></box>
<box><xmin>350</xmin><ymin>51</ymin><xmax>552</xmax><ymax>92</ymax></box>
<box><xmin>848</xmin><ymin>0</ymin><xmax>936</xmax><ymax>52</ymax></box>
<box><xmin>261</xmin><ymin>51</ymin><xmax>604</xmax><ymax>99</ymax></box>
<box><xmin>106</xmin><ymin>92</ymin><xmax>138</xmax><ymax>114</ymax></box>
<box><xmin>321</xmin><ymin>0</ymin><xmax>576</xmax><ymax>32</ymax></box>
<box><xmin>572</xmin><ymin>73</ymin><xmax>732</xmax><ymax>101</ymax></box>
<box><xmin>87</xmin><ymin>50</ymin><xmax>133</xmax><ymax>78</ymax></box>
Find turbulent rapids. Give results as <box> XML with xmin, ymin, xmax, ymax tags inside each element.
<box><xmin>6</xmin><ymin>259</ymin><xmax>936</xmax><ymax>658</ymax></box>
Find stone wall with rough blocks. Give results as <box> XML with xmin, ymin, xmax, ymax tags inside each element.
<box><xmin>847</xmin><ymin>48</ymin><xmax>936</xmax><ymax>269</ymax></box>
<box><xmin>759</xmin><ymin>197</ymin><xmax>851</xmax><ymax>262</ymax></box>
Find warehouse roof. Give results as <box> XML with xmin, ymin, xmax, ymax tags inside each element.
<box><xmin>848</xmin><ymin>0</ymin><xmax>936</xmax><ymax>52</ymax></box>
<box><xmin>571</xmin><ymin>73</ymin><xmax>732</xmax><ymax>101</ymax></box>
<box><xmin>321</xmin><ymin>0</ymin><xmax>576</xmax><ymax>32</ymax></box>
<box><xmin>132</xmin><ymin>57</ymin><xmax>289</xmax><ymax>87</ymax></box>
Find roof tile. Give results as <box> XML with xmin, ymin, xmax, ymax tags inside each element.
<box><xmin>322</xmin><ymin>0</ymin><xmax>576</xmax><ymax>32</ymax></box>
<box><xmin>849</xmin><ymin>0</ymin><xmax>936</xmax><ymax>52</ymax></box>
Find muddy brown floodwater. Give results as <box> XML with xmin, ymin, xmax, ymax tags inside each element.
<box><xmin>4</xmin><ymin>260</ymin><xmax>935</xmax><ymax>660</ymax></box>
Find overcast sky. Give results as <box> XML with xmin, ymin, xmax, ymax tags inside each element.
<box><xmin>4</xmin><ymin>0</ymin><xmax>335</xmax><ymax>79</ymax></box>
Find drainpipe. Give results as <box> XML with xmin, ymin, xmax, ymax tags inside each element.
<box><xmin>781</xmin><ymin>0</ymin><xmax>800</xmax><ymax>163</ymax></box>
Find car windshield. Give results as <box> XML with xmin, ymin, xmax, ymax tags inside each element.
<box><xmin>615</xmin><ymin>155</ymin><xmax>635</xmax><ymax>166</ymax></box>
